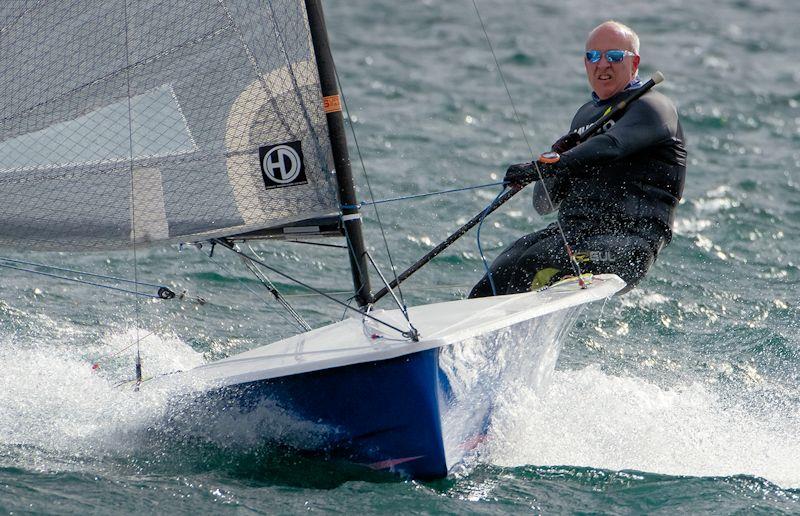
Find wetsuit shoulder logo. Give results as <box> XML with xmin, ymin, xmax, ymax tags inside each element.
<box><xmin>259</xmin><ymin>141</ymin><xmax>308</xmax><ymax>189</ymax></box>
<box><xmin>575</xmin><ymin>118</ymin><xmax>616</xmax><ymax>136</ymax></box>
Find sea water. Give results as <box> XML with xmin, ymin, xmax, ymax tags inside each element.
<box><xmin>2</xmin><ymin>0</ymin><xmax>799</xmax><ymax>513</ymax></box>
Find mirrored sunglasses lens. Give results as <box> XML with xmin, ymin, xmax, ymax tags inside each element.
<box><xmin>606</xmin><ymin>50</ymin><xmax>625</xmax><ymax>62</ymax></box>
<box><xmin>586</xmin><ymin>51</ymin><xmax>601</xmax><ymax>63</ymax></box>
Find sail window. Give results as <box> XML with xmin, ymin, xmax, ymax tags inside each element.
<box><xmin>0</xmin><ymin>84</ymin><xmax>197</xmax><ymax>173</ymax></box>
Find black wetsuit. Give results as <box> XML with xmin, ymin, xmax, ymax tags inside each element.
<box><xmin>470</xmin><ymin>87</ymin><xmax>686</xmax><ymax>297</ymax></box>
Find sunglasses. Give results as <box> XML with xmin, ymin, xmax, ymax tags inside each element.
<box><xmin>585</xmin><ymin>49</ymin><xmax>637</xmax><ymax>63</ymax></box>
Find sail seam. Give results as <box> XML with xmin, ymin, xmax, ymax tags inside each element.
<box><xmin>0</xmin><ymin>148</ymin><xmax>264</xmax><ymax>183</ymax></box>
<box><xmin>0</xmin><ymin>0</ymin><xmax>43</xmax><ymax>36</ymax></box>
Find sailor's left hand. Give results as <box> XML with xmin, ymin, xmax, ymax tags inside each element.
<box><xmin>552</xmin><ymin>131</ymin><xmax>580</xmax><ymax>153</ymax></box>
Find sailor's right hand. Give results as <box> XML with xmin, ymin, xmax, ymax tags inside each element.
<box><xmin>504</xmin><ymin>153</ymin><xmax>563</xmax><ymax>187</ymax></box>
<box><xmin>504</xmin><ymin>161</ymin><xmax>537</xmax><ymax>187</ymax></box>
<box><xmin>551</xmin><ymin>131</ymin><xmax>580</xmax><ymax>153</ymax></box>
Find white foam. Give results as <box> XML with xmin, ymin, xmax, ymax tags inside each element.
<box><xmin>0</xmin><ymin>328</ymin><xmax>206</xmax><ymax>470</ymax></box>
<box><xmin>484</xmin><ymin>365</ymin><xmax>800</xmax><ymax>489</ymax></box>
<box><xmin>440</xmin><ymin>307</ymin><xmax>582</xmax><ymax>471</ymax></box>
<box><xmin>618</xmin><ymin>289</ymin><xmax>671</xmax><ymax>309</ymax></box>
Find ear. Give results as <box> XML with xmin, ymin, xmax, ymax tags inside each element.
<box><xmin>632</xmin><ymin>54</ymin><xmax>641</xmax><ymax>75</ymax></box>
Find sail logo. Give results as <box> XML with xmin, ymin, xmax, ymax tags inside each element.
<box><xmin>259</xmin><ymin>141</ymin><xmax>308</xmax><ymax>189</ymax></box>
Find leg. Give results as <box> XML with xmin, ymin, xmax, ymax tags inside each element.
<box><xmin>468</xmin><ymin>225</ymin><xmax>559</xmax><ymax>298</ymax></box>
<box><xmin>504</xmin><ymin>233</ymin><xmax>573</xmax><ymax>294</ymax></box>
<box><xmin>502</xmin><ymin>231</ymin><xmax>657</xmax><ymax>295</ymax></box>
<box><xmin>570</xmin><ymin>233</ymin><xmax>656</xmax><ymax>294</ymax></box>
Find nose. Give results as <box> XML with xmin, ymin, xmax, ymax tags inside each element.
<box><xmin>596</xmin><ymin>57</ymin><xmax>612</xmax><ymax>69</ymax></box>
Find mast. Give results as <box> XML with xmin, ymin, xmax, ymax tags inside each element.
<box><xmin>305</xmin><ymin>0</ymin><xmax>372</xmax><ymax>308</ymax></box>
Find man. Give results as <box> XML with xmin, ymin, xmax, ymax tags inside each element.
<box><xmin>470</xmin><ymin>21</ymin><xmax>686</xmax><ymax>297</ymax></box>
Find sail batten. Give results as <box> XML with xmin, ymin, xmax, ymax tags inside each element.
<box><xmin>0</xmin><ymin>0</ymin><xmax>340</xmax><ymax>251</ymax></box>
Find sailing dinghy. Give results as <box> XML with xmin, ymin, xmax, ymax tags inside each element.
<box><xmin>178</xmin><ymin>273</ymin><xmax>623</xmax><ymax>478</ymax></box>
<box><xmin>0</xmin><ymin>1</ymin><xmax>624</xmax><ymax>478</ymax></box>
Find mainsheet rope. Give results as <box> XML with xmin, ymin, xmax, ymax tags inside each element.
<box><xmin>476</xmin><ymin>189</ymin><xmax>507</xmax><ymax>295</ymax></box>
<box><xmin>470</xmin><ymin>0</ymin><xmax>585</xmax><ymax>293</ymax></box>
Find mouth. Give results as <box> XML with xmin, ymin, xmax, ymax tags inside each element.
<box><xmin>596</xmin><ymin>73</ymin><xmax>613</xmax><ymax>81</ymax></box>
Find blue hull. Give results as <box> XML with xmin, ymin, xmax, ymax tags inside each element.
<box><xmin>208</xmin><ymin>347</ymin><xmax>450</xmax><ymax>479</ymax></box>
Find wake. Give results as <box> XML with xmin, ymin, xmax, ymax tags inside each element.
<box><xmin>484</xmin><ymin>364</ymin><xmax>800</xmax><ymax>489</ymax></box>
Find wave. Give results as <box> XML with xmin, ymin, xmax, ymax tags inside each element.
<box><xmin>0</xmin><ymin>329</ymin><xmax>204</xmax><ymax>471</ymax></box>
<box><xmin>483</xmin><ymin>364</ymin><xmax>800</xmax><ymax>489</ymax></box>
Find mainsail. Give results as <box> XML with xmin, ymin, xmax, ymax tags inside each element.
<box><xmin>0</xmin><ymin>0</ymin><xmax>341</xmax><ymax>250</ymax></box>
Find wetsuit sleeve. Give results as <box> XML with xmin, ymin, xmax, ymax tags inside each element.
<box><xmin>529</xmin><ymin>108</ymin><xmax>589</xmax><ymax>213</ymax></box>
<box><xmin>559</xmin><ymin>94</ymin><xmax>678</xmax><ymax>177</ymax></box>
<box><xmin>532</xmin><ymin>176</ymin><xmax>568</xmax><ymax>214</ymax></box>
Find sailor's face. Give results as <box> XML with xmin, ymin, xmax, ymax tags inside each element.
<box><xmin>584</xmin><ymin>27</ymin><xmax>640</xmax><ymax>100</ymax></box>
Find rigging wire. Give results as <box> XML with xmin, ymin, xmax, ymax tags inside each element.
<box><xmin>340</xmin><ymin>220</ymin><xmax>373</xmax><ymax>305</ymax></box>
<box><xmin>0</xmin><ymin>260</ymin><xmax>171</xmax><ymax>299</ymax></box>
<box><xmin>214</xmin><ymin>239</ymin><xmax>415</xmax><ymax>338</ymax></box>
<box><xmin>471</xmin><ymin>1</ymin><xmax>535</xmax><ymax>155</ymax></box>
<box><xmin>339</xmin><ymin>181</ymin><xmax>506</xmax><ymax>210</ymax></box>
<box><xmin>470</xmin><ymin>0</ymin><xmax>585</xmax><ymax>284</ymax></box>
<box><xmin>332</xmin><ymin>66</ymin><xmax>411</xmax><ymax>316</ymax></box>
<box><xmin>277</xmin><ymin>282</ymin><xmax>478</xmax><ymax>299</ymax></box>
<box><xmin>190</xmin><ymin>243</ymin><xmax>310</xmax><ymax>334</ymax></box>
<box><xmin>122</xmin><ymin>0</ymin><xmax>143</xmax><ymax>388</ymax></box>
<box><xmin>364</xmin><ymin>252</ymin><xmax>418</xmax><ymax>339</ymax></box>
<box><xmin>286</xmin><ymin>240</ymin><xmax>348</xmax><ymax>249</ymax></box>
<box><xmin>340</xmin><ymin>296</ymin><xmax>356</xmax><ymax>321</ymax></box>
<box><xmin>90</xmin><ymin>330</ymin><xmax>157</xmax><ymax>370</ymax></box>
<box><xmin>0</xmin><ymin>257</ymin><xmax>175</xmax><ymax>297</ymax></box>
<box><xmin>244</xmin><ymin>243</ymin><xmax>312</xmax><ymax>331</ymax></box>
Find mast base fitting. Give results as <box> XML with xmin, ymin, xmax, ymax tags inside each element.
<box><xmin>402</xmin><ymin>328</ymin><xmax>420</xmax><ymax>342</ymax></box>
